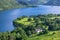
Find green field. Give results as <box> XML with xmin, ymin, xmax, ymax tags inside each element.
<box><xmin>27</xmin><ymin>30</ymin><xmax>60</xmax><ymax>40</ymax></box>
<box><xmin>16</xmin><ymin>18</ymin><xmax>34</xmax><ymax>25</ymax></box>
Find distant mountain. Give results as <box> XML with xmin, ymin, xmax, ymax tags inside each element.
<box><xmin>2</xmin><ymin>0</ymin><xmax>60</xmax><ymax>11</ymax></box>
<box><xmin>44</xmin><ymin>0</ymin><xmax>60</xmax><ymax>6</ymax></box>
<box><xmin>17</xmin><ymin>0</ymin><xmax>49</xmax><ymax>6</ymax></box>
<box><xmin>0</xmin><ymin>0</ymin><xmax>50</xmax><ymax>11</ymax></box>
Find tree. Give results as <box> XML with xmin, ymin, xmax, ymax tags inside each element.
<box><xmin>16</xmin><ymin>27</ymin><xmax>28</xmax><ymax>40</ymax></box>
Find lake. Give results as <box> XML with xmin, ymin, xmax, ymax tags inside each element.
<box><xmin>0</xmin><ymin>5</ymin><xmax>60</xmax><ymax>32</ymax></box>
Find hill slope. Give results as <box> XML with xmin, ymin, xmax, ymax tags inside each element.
<box><xmin>0</xmin><ymin>0</ymin><xmax>26</xmax><ymax>11</ymax></box>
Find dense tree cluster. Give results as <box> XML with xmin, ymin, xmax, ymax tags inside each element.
<box><xmin>13</xmin><ymin>14</ymin><xmax>60</xmax><ymax>36</ymax></box>
<box><xmin>0</xmin><ymin>27</ymin><xmax>27</xmax><ymax>40</ymax></box>
<box><xmin>0</xmin><ymin>14</ymin><xmax>60</xmax><ymax>40</ymax></box>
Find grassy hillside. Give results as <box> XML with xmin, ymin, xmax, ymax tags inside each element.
<box><xmin>28</xmin><ymin>30</ymin><xmax>60</xmax><ymax>40</ymax></box>
<box><xmin>0</xmin><ymin>0</ymin><xmax>26</xmax><ymax>11</ymax></box>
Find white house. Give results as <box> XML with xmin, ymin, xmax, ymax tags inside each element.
<box><xmin>35</xmin><ymin>28</ymin><xmax>43</xmax><ymax>34</ymax></box>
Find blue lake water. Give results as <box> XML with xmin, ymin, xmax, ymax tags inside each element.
<box><xmin>0</xmin><ymin>5</ymin><xmax>60</xmax><ymax>32</ymax></box>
